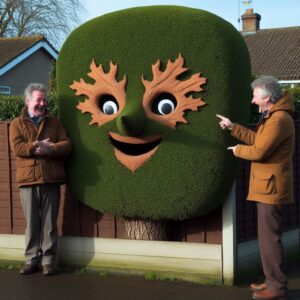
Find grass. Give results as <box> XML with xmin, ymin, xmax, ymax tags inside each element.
<box><xmin>0</xmin><ymin>260</ymin><xmax>23</xmax><ymax>271</ymax></box>
<box><xmin>144</xmin><ymin>272</ymin><xmax>178</xmax><ymax>282</ymax></box>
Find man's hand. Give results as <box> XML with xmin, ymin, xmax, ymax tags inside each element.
<box><xmin>227</xmin><ymin>146</ymin><xmax>237</xmax><ymax>155</ymax></box>
<box><xmin>216</xmin><ymin>114</ymin><xmax>234</xmax><ymax>130</ymax></box>
<box><xmin>33</xmin><ymin>138</ymin><xmax>54</xmax><ymax>156</ymax></box>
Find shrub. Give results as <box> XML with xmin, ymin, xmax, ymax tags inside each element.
<box><xmin>284</xmin><ymin>86</ymin><xmax>300</xmax><ymax>120</ymax></box>
<box><xmin>0</xmin><ymin>95</ymin><xmax>24</xmax><ymax>121</ymax></box>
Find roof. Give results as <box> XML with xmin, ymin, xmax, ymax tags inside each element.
<box><xmin>0</xmin><ymin>35</ymin><xmax>58</xmax><ymax>76</ymax></box>
<box><xmin>243</xmin><ymin>26</ymin><xmax>300</xmax><ymax>81</ymax></box>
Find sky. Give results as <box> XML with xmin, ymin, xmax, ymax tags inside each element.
<box><xmin>80</xmin><ymin>0</ymin><xmax>300</xmax><ymax>31</ymax></box>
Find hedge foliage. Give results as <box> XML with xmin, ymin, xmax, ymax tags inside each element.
<box><xmin>0</xmin><ymin>93</ymin><xmax>58</xmax><ymax>121</ymax></box>
<box><xmin>284</xmin><ymin>86</ymin><xmax>300</xmax><ymax>120</ymax></box>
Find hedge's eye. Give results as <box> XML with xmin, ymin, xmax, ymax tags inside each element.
<box><xmin>99</xmin><ymin>95</ymin><xmax>119</xmax><ymax>115</ymax></box>
<box><xmin>71</xmin><ymin>61</ymin><xmax>127</xmax><ymax>126</ymax></box>
<box><xmin>103</xmin><ymin>101</ymin><xmax>118</xmax><ymax>115</ymax></box>
<box><xmin>152</xmin><ymin>93</ymin><xmax>177</xmax><ymax>115</ymax></box>
<box><xmin>158</xmin><ymin>99</ymin><xmax>175</xmax><ymax>115</ymax></box>
<box><xmin>142</xmin><ymin>54</ymin><xmax>206</xmax><ymax>128</ymax></box>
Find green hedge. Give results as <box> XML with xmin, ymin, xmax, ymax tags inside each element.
<box><xmin>57</xmin><ymin>6</ymin><xmax>300</xmax><ymax>221</ymax></box>
<box><xmin>58</xmin><ymin>6</ymin><xmax>251</xmax><ymax>220</ymax></box>
<box><xmin>0</xmin><ymin>93</ymin><xmax>58</xmax><ymax>121</ymax></box>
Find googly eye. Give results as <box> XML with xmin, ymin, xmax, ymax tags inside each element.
<box><xmin>99</xmin><ymin>95</ymin><xmax>119</xmax><ymax>115</ymax></box>
<box><xmin>152</xmin><ymin>93</ymin><xmax>177</xmax><ymax>115</ymax></box>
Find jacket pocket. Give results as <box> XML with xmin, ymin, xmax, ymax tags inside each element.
<box><xmin>16</xmin><ymin>159</ymin><xmax>36</xmax><ymax>183</ymax></box>
<box><xmin>253</xmin><ymin>171</ymin><xmax>276</xmax><ymax>195</ymax></box>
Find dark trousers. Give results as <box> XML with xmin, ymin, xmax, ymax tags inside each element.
<box><xmin>20</xmin><ymin>184</ymin><xmax>60</xmax><ymax>266</ymax></box>
<box><xmin>257</xmin><ymin>202</ymin><xmax>287</xmax><ymax>290</ymax></box>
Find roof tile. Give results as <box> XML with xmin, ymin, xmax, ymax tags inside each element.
<box><xmin>243</xmin><ymin>26</ymin><xmax>300</xmax><ymax>80</ymax></box>
<box><xmin>0</xmin><ymin>35</ymin><xmax>53</xmax><ymax>68</ymax></box>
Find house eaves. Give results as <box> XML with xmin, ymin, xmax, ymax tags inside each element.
<box><xmin>0</xmin><ymin>39</ymin><xmax>58</xmax><ymax>76</ymax></box>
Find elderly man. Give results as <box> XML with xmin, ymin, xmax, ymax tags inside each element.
<box><xmin>217</xmin><ymin>76</ymin><xmax>294</xmax><ymax>300</ymax></box>
<box><xmin>9</xmin><ymin>83</ymin><xmax>71</xmax><ymax>275</ymax></box>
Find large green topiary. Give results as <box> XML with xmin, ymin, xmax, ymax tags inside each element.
<box><xmin>57</xmin><ymin>6</ymin><xmax>251</xmax><ymax>220</ymax></box>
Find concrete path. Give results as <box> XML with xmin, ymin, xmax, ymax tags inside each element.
<box><xmin>0</xmin><ymin>260</ymin><xmax>299</xmax><ymax>300</ymax></box>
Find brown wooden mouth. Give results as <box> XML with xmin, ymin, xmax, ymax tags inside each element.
<box><xmin>109</xmin><ymin>132</ymin><xmax>162</xmax><ymax>172</ymax></box>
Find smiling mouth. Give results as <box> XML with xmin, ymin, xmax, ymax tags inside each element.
<box><xmin>35</xmin><ymin>106</ymin><xmax>46</xmax><ymax>114</ymax></box>
<box><xmin>109</xmin><ymin>132</ymin><xmax>162</xmax><ymax>172</ymax></box>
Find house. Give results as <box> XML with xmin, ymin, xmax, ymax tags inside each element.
<box><xmin>0</xmin><ymin>35</ymin><xmax>58</xmax><ymax>95</ymax></box>
<box><xmin>241</xmin><ymin>9</ymin><xmax>300</xmax><ymax>87</ymax></box>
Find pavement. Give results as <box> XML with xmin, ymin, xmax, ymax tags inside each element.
<box><xmin>0</xmin><ymin>260</ymin><xmax>299</xmax><ymax>300</ymax></box>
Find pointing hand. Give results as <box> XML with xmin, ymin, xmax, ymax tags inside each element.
<box><xmin>216</xmin><ymin>114</ymin><xmax>234</xmax><ymax>130</ymax></box>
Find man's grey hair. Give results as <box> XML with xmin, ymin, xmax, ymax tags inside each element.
<box><xmin>251</xmin><ymin>75</ymin><xmax>282</xmax><ymax>103</ymax></box>
<box><xmin>24</xmin><ymin>83</ymin><xmax>47</xmax><ymax>103</ymax></box>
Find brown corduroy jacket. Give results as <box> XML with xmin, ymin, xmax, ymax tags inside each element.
<box><xmin>231</xmin><ymin>93</ymin><xmax>295</xmax><ymax>205</ymax></box>
<box><xmin>9</xmin><ymin>107</ymin><xmax>72</xmax><ymax>187</ymax></box>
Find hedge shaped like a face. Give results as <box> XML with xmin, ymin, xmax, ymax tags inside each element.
<box><xmin>57</xmin><ymin>6</ymin><xmax>251</xmax><ymax>220</ymax></box>
<box><xmin>70</xmin><ymin>54</ymin><xmax>206</xmax><ymax>172</ymax></box>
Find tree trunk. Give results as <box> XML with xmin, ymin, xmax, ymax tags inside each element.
<box><xmin>124</xmin><ymin>218</ymin><xmax>168</xmax><ymax>241</ymax></box>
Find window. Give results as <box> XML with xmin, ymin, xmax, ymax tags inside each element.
<box><xmin>0</xmin><ymin>86</ymin><xmax>11</xmax><ymax>95</ymax></box>
<box><xmin>279</xmin><ymin>81</ymin><xmax>300</xmax><ymax>88</ymax></box>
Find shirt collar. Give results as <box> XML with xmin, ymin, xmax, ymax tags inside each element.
<box><xmin>27</xmin><ymin>109</ymin><xmax>35</xmax><ymax>118</ymax></box>
<box><xmin>27</xmin><ymin>109</ymin><xmax>42</xmax><ymax>125</ymax></box>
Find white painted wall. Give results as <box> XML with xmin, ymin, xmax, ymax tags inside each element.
<box><xmin>0</xmin><ymin>234</ymin><xmax>222</xmax><ymax>284</ymax></box>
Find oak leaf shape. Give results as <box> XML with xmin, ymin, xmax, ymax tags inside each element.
<box><xmin>142</xmin><ymin>53</ymin><xmax>207</xmax><ymax>128</ymax></box>
<box><xmin>70</xmin><ymin>60</ymin><xmax>126</xmax><ymax>126</ymax></box>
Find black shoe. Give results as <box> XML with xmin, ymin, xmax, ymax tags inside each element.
<box><xmin>20</xmin><ymin>264</ymin><xmax>39</xmax><ymax>275</ymax></box>
<box><xmin>42</xmin><ymin>264</ymin><xmax>57</xmax><ymax>276</ymax></box>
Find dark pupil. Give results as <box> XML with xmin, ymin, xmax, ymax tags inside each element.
<box><xmin>104</xmin><ymin>104</ymin><xmax>115</xmax><ymax>115</ymax></box>
<box><xmin>152</xmin><ymin>93</ymin><xmax>176</xmax><ymax>115</ymax></box>
<box><xmin>161</xmin><ymin>103</ymin><xmax>173</xmax><ymax>114</ymax></box>
<box><xmin>98</xmin><ymin>94</ymin><xmax>118</xmax><ymax>114</ymax></box>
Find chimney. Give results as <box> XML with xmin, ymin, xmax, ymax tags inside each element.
<box><xmin>241</xmin><ymin>9</ymin><xmax>261</xmax><ymax>33</ymax></box>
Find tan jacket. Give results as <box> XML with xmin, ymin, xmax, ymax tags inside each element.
<box><xmin>231</xmin><ymin>93</ymin><xmax>295</xmax><ymax>205</ymax></box>
<box><xmin>9</xmin><ymin>108</ymin><xmax>72</xmax><ymax>187</ymax></box>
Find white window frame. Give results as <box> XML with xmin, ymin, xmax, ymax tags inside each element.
<box><xmin>0</xmin><ymin>86</ymin><xmax>11</xmax><ymax>95</ymax></box>
<box><xmin>279</xmin><ymin>80</ymin><xmax>300</xmax><ymax>88</ymax></box>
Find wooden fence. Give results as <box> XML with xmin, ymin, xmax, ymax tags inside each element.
<box><xmin>0</xmin><ymin>121</ymin><xmax>221</xmax><ymax>244</ymax></box>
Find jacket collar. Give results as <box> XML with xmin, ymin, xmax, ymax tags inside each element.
<box><xmin>259</xmin><ymin>92</ymin><xmax>295</xmax><ymax>121</ymax></box>
<box><xmin>269</xmin><ymin>92</ymin><xmax>295</xmax><ymax>115</ymax></box>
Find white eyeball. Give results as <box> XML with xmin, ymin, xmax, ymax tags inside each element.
<box><xmin>102</xmin><ymin>100</ymin><xmax>118</xmax><ymax>115</ymax></box>
<box><xmin>157</xmin><ymin>99</ymin><xmax>175</xmax><ymax>115</ymax></box>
